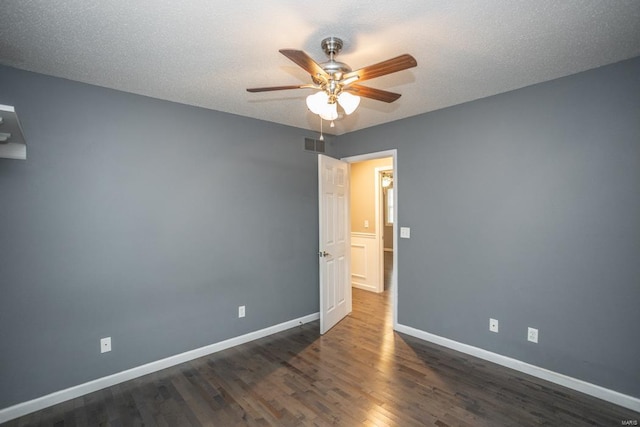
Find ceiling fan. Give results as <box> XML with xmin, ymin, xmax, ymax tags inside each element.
<box><xmin>246</xmin><ymin>37</ymin><xmax>417</xmax><ymax>121</ymax></box>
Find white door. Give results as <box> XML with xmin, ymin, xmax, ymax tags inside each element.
<box><xmin>318</xmin><ymin>154</ymin><xmax>351</xmax><ymax>334</ymax></box>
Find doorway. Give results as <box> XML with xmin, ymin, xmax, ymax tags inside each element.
<box><xmin>342</xmin><ymin>150</ymin><xmax>398</xmax><ymax>328</ymax></box>
<box><xmin>379</xmin><ymin>169</ymin><xmax>394</xmax><ymax>292</ymax></box>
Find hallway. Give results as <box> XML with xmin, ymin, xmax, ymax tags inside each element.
<box><xmin>384</xmin><ymin>250</ymin><xmax>393</xmax><ymax>291</ymax></box>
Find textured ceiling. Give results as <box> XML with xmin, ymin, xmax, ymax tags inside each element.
<box><xmin>1</xmin><ymin>0</ymin><xmax>639</xmax><ymax>135</ymax></box>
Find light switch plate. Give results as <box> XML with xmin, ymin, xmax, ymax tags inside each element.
<box><xmin>400</xmin><ymin>227</ymin><xmax>411</xmax><ymax>239</ymax></box>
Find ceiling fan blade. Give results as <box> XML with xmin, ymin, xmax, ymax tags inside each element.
<box><xmin>344</xmin><ymin>84</ymin><xmax>402</xmax><ymax>103</ymax></box>
<box><xmin>343</xmin><ymin>54</ymin><xmax>417</xmax><ymax>83</ymax></box>
<box><xmin>279</xmin><ymin>49</ymin><xmax>329</xmax><ymax>80</ymax></box>
<box><xmin>246</xmin><ymin>84</ymin><xmax>311</xmax><ymax>93</ymax></box>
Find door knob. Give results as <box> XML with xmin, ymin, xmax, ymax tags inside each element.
<box><xmin>318</xmin><ymin>251</ymin><xmax>331</xmax><ymax>257</ymax></box>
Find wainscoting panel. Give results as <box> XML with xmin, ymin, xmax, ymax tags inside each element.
<box><xmin>351</xmin><ymin>232</ymin><xmax>380</xmax><ymax>292</ymax></box>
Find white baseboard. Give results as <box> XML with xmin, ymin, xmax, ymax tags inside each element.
<box><xmin>352</xmin><ymin>282</ymin><xmax>378</xmax><ymax>293</ymax></box>
<box><xmin>0</xmin><ymin>312</ymin><xmax>320</xmax><ymax>424</ymax></box>
<box><xmin>395</xmin><ymin>323</ymin><xmax>640</xmax><ymax>413</ymax></box>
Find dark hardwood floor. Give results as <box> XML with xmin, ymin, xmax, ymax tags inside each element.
<box><xmin>4</xmin><ymin>285</ymin><xmax>638</xmax><ymax>426</ymax></box>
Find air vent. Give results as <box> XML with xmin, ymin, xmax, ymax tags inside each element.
<box><xmin>304</xmin><ymin>137</ymin><xmax>325</xmax><ymax>153</ymax></box>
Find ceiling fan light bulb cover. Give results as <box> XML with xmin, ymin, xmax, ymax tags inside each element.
<box><xmin>306</xmin><ymin>91</ymin><xmax>328</xmax><ymax>115</ymax></box>
<box><xmin>338</xmin><ymin>92</ymin><xmax>360</xmax><ymax>115</ymax></box>
<box><xmin>319</xmin><ymin>102</ymin><xmax>338</xmax><ymax>121</ymax></box>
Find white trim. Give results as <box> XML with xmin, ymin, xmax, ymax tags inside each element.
<box><xmin>350</xmin><ymin>234</ymin><xmax>379</xmax><ymax>292</ymax></box>
<box><xmin>0</xmin><ymin>312</ymin><xmax>320</xmax><ymax>424</ymax></box>
<box><xmin>346</xmin><ymin>162</ymin><xmax>353</xmax><ymax>316</ymax></box>
<box><xmin>395</xmin><ymin>323</ymin><xmax>640</xmax><ymax>412</ymax></box>
<box><xmin>392</xmin><ymin>153</ymin><xmax>398</xmax><ymax>328</ymax></box>
<box><xmin>341</xmin><ymin>150</ymin><xmax>396</xmax><ymax>164</ymax></box>
<box><xmin>350</xmin><ymin>243</ymin><xmax>367</xmax><ymax>279</ymax></box>
<box><xmin>351</xmin><ymin>232</ymin><xmax>376</xmax><ymax>239</ymax></box>
<box><xmin>352</xmin><ymin>283</ymin><xmax>378</xmax><ymax>292</ymax></box>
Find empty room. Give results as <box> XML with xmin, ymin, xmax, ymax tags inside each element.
<box><xmin>1</xmin><ymin>1</ymin><xmax>639</xmax><ymax>426</ymax></box>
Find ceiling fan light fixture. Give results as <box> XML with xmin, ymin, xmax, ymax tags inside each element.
<box><xmin>248</xmin><ymin>37</ymin><xmax>417</xmax><ymax>129</ymax></box>
<box><xmin>306</xmin><ymin>91</ymin><xmax>328</xmax><ymax>115</ymax></box>
<box><xmin>319</xmin><ymin>102</ymin><xmax>338</xmax><ymax>121</ymax></box>
<box><xmin>337</xmin><ymin>92</ymin><xmax>360</xmax><ymax>115</ymax></box>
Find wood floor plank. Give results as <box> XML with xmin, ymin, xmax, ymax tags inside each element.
<box><xmin>4</xmin><ymin>286</ymin><xmax>639</xmax><ymax>426</ymax></box>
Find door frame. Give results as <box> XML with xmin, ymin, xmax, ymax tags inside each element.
<box><xmin>342</xmin><ymin>149</ymin><xmax>399</xmax><ymax>329</ymax></box>
<box><xmin>375</xmin><ymin>165</ymin><xmax>393</xmax><ymax>294</ymax></box>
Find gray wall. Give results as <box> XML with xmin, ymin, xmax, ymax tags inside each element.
<box><xmin>0</xmin><ymin>66</ymin><xmax>321</xmax><ymax>408</ymax></box>
<box><xmin>1</xmin><ymin>56</ymin><xmax>639</xmax><ymax>410</ymax></box>
<box><xmin>335</xmin><ymin>57</ymin><xmax>640</xmax><ymax>398</ymax></box>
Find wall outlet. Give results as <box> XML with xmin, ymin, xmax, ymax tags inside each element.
<box><xmin>489</xmin><ymin>318</ymin><xmax>499</xmax><ymax>333</ymax></box>
<box><xmin>528</xmin><ymin>327</ymin><xmax>538</xmax><ymax>343</ymax></box>
<box><xmin>100</xmin><ymin>337</ymin><xmax>111</xmax><ymax>353</ymax></box>
<box><xmin>364</xmin><ymin>220</ymin><xmax>369</xmax><ymax>228</ymax></box>
<box><xmin>238</xmin><ymin>305</ymin><xmax>245</xmax><ymax>318</ymax></box>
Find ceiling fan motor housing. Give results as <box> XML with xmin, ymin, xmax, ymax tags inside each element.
<box><xmin>321</xmin><ymin>37</ymin><xmax>343</xmax><ymax>57</ymax></box>
<box><xmin>320</xmin><ymin>60</ymin><xmax>352</xmax><ymax>75</ymax></box>
<box><xmin>318</xmin><ymin>37</ymin><xmax>352</xmax><ymax>100</ymax></box>
<box><xmin>320</xmin><ymin>36</ymin><xmax>351</xmax><ymax>75</ymax></box>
